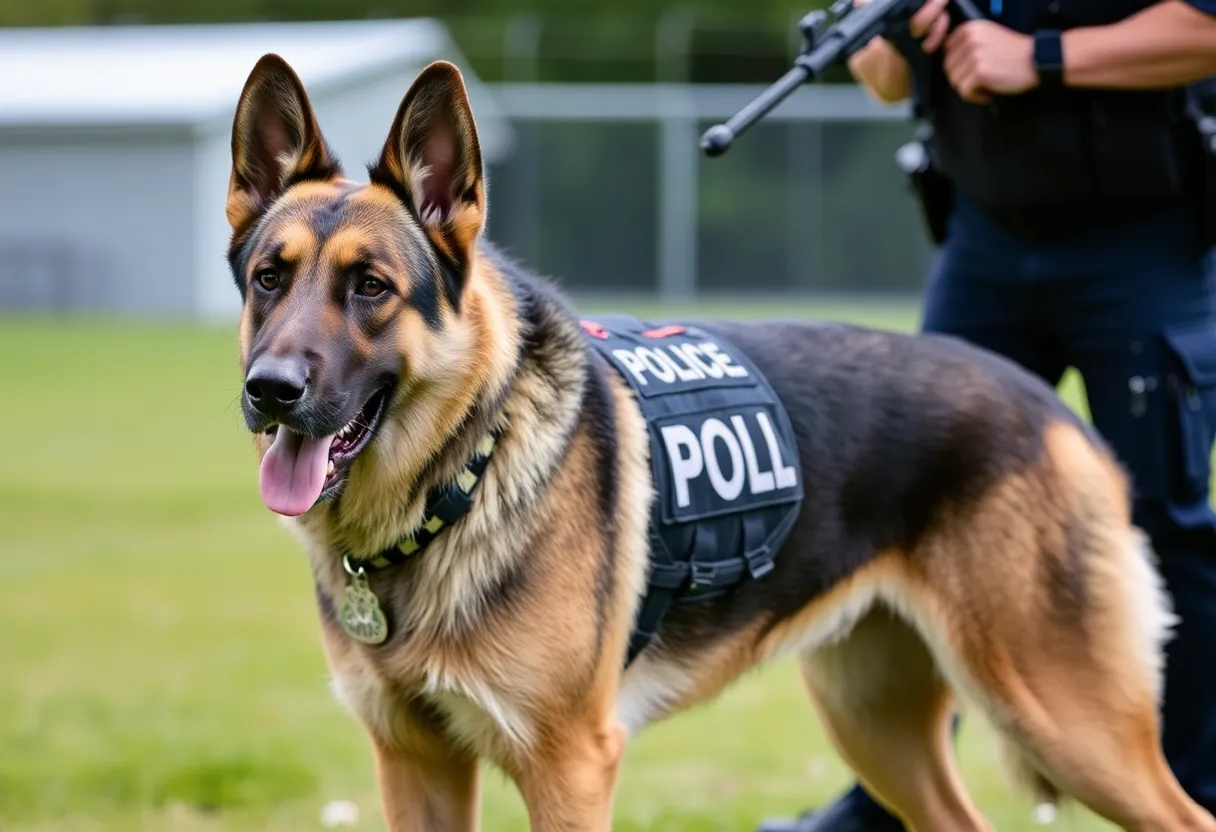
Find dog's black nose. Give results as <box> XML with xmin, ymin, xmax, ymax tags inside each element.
<box><xmin>245</xmin><ymin>355</ymin><xmax>308</xmax><ymax>418</ymax></box>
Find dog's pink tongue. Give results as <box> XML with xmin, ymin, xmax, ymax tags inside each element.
<box><xmin>259</xmin><ymin>428</ymin><xmax>334</xmax><ymax>516</ymax></box>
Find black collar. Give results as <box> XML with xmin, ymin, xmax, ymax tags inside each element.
<box><xmin>344</xmin><ymin>428</ymin><xmax>502</xmax><ymax>573</ymax></box>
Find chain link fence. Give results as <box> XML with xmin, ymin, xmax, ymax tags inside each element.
<box><xmin>483</xmin><ymin>83</ymin><xmax>936</xmax><ymax>299</ymax></box>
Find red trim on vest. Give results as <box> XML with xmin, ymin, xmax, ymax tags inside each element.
<box><xmin>580</xmin><ymin>320</ymin><xmax>609</xmax><ymax>339</ymax></box>
<box><xmin>641</xmin><ymin>325</ymin><xmax>686</xmax><ymax>339</ymax></box>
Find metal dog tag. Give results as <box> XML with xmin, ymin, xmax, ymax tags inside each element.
<box><xmin>339</xmin><ymin>563</ymin><xmax>388</xmax><ymax>645</ymax></box>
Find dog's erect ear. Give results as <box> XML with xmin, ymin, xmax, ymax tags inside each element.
<box><xmin>226</xmin><ymin>54</ymin><xmax>341</xmax><ymax>234</ymax></box>
<box><xmin>369</xmin><ymin>61</ymin><xmax>486</xmax><ymax>268</ymax></box>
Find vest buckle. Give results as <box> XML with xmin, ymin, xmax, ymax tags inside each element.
<box><xmin>745</xmin><ymin>545</ymin><xmax>775</xmax><ymax>580</ymax></box>
<box><xmin>689</xmin><ymin>560</ymin><xmax>720</xmax><ymax>590</ymax></box>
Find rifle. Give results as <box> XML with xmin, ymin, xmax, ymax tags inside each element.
<box><xmin>700</xmin><ymin>0</ymin><xmax>983</xmax><ymax>157</ymax></box>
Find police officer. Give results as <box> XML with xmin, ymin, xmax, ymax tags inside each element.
<box><xmin>759</xmin><ymin>0</ymin><xmax>1216</xmax><ymax>830</ymax></box>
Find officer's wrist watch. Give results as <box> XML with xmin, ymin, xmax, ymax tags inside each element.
<box><xmin>1033</xmin><ymin>29</ymin><xmax>1065</xmax><ymax>89</ymax></box>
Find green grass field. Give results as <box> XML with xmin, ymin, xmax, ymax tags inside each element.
<box><xmin>0</xmin><ymin>299</ymin><xmax>1115</xmax><ymax>832</ymax></box>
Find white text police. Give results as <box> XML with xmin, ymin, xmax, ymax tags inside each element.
<box><xmin>612</xmin><ymin>341</ymin><xmax>750</xmax><ymax>388</ymax></box>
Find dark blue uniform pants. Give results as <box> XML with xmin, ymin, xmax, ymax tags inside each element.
<box><xmin>859</xmin><ymin>196</ymin><xmax>1216</xmax><ymax>821</ymax></box>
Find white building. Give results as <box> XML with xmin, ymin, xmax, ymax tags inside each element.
<box><xmin>0</xmin><ymin>20</ymin><xmax>512</xmax><ymax>318</ymax></box>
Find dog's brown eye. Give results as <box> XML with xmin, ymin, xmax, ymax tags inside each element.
<box><xmin>255</xmin><ymin>270</ymin><xmax>280</xmax><ymax>292</ymax></box>
<box><xmin>358</xmin><ymin>277</ymin><xmax>387</xmax><ymax>298</ymax></box>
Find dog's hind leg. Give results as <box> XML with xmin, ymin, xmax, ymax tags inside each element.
<box><xmin>910</xmin><ymin>421</ymin><xmax>1216</xmax><ymax>831</ymax></box>
<box><xmin>799</xmin><ymin>604</ymin><xmax>995</xmax><ymax>832</ymax></box>
<box><xmin>924</xmin><ymin>524</ymin><xmax>1216</xmax><ymax>832</ymax></box>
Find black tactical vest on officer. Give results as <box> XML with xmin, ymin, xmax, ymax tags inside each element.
<box><xmin>912</xmin><ymin>0</ymin><xmax>1206</xmax><ymax>239</ymax></box>
<box><xmin>580</xmin><ymin>315</ymin><xmax>804</xmax><ymax>667</ymax></box>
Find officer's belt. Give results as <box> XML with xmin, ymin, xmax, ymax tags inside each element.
<box><xmin>970</xmin><ymin>194</ymin><xmax>1187</xmax><ymax>242</ymax></box>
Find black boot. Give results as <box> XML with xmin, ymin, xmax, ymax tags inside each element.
<box><xmin>755</xmin><ymin>784</ymin><xmax>906</xmax><ymax>832</ymax></box>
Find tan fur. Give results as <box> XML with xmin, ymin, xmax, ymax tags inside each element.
<box><xmin>227</xmin><ymin>56</ymin><xmax>1216</xmax><ymax>832</ymax></box>
<box><xmin>800</xmin><ymin>607</ymin><xmax>992</xmax><ymax>832</ymax></box>
<box><xmin>316</xmin><ymin>358</ymin><xmax>651</xmax><ymax>761</ymax></box>
<box><xmin>617</xmin><ymin>553</ymin><xmax>908</xmax><ymax>734</ymax></box>
<box><xmin>311</xmin><ymin>267</ymin><xmax>522</xmax><ymax>556</ymax></box>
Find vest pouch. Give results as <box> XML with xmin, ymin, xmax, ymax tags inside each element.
<box><xmin>1003</xmin><ymin>94</ymin><xmax>1095</xmax><ymax>207</ymax></box>
<box><xmin>1087</xmin><ymin>92</ymin><xmax>1190</xmax><ymax>207</ymax></box>
<box><xmin>1162</xmin><ymin>317</ymin><xmax>1216</xmax><ymax>506</ymax></box>
<box><xmin>930</xmin><ymin>80</ymin><xmax>1096</xmax><ymax>216</ymax></box>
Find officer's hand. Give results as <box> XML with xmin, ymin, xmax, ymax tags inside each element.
<box><xmin>855</xmin><ymin>0</ymin><xmax>949</xmax><ymax>53</ymax></box>
<box><xmin>909</xmin><ymin>0</ymin><xmax>950</xmax><ymax>54</ymax></box>
<box><xmin>943</xmin><ymin>21</ymin><xmax>1039</xmax><ymax>104</ymax></box>
<box><xmin>849</xmin><ymin>0</ymin><xmax>917</xmax><ymax>103</ymax></box>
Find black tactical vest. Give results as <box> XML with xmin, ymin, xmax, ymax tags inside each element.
<box><xmin>581</xmin><ymin>315</ymin><xmax>804</xmax><ymax>666</ymax></box>
<box><xmin>910</xmin><ymin>0</ymin><xmax>1204</xmax><ymax>238</ymax></box>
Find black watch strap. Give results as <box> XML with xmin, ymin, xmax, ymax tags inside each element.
<box><xmin>1033</xmin><ymin>29</ymin><xmax>1064</xmax><ymax>89</ymax></box>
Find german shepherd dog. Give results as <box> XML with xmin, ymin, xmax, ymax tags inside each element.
<box><xmin>226</xmin><ymin>53</ymin><xmax>1216</xmax><ymax>832</ymax></box>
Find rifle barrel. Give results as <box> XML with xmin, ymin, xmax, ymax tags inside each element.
<box><xmin>700</xmin><ymin>64</ymin><xmax>811</xmax><ymax>156</ymax></box>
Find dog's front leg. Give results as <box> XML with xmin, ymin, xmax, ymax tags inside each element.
<box><xmin>512</xmin><ymin>718</ymin><xmax>627</xmax><ymax>832</ymax></box>
<box><xmin>372</xmin><ymin>736</ymin><xmax>481</xmax><ymax>832</ymax></box>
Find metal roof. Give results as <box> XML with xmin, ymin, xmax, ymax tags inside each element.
<box><xmin>0</xmin><ymin>19</ymin><xmax>488</xmax><ymax>129</ymax></box>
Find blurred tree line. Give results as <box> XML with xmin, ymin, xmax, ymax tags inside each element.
<box><xmin>0</xmin><ymin>0</ymin><xmax>846</xmax><ymax>83</ymax></box>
